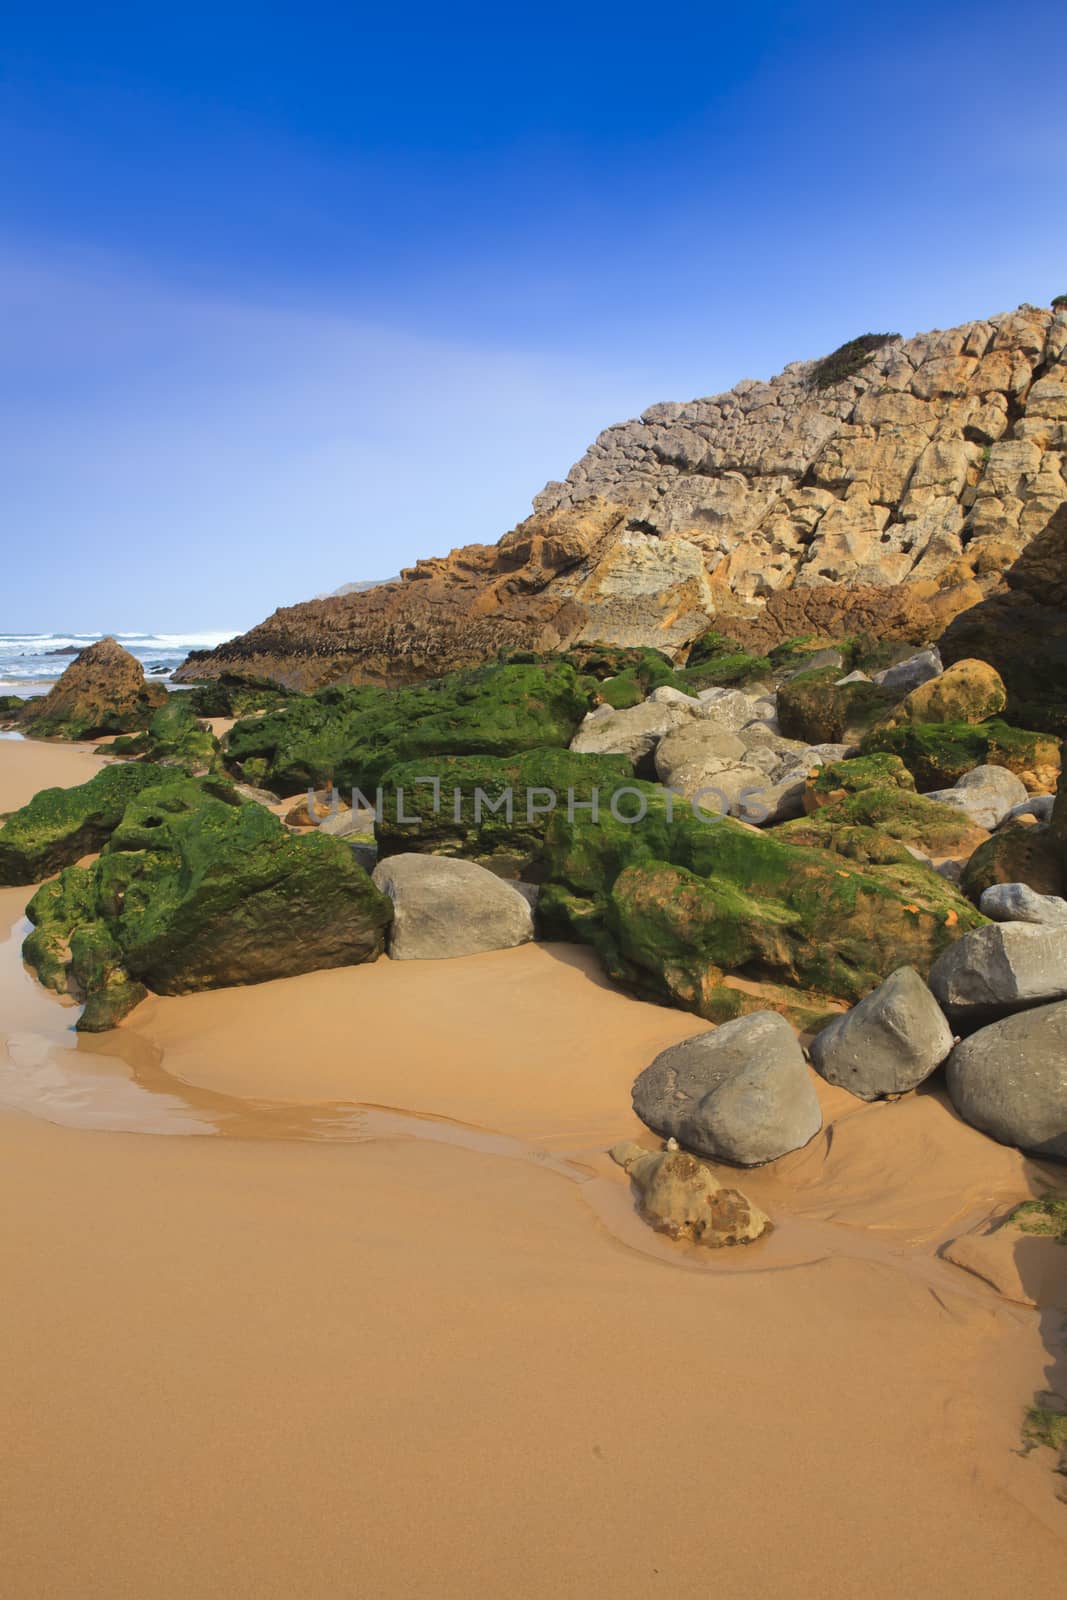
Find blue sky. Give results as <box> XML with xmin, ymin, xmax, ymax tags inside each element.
<box><xmin>3</xmin><ymin>1</ymin><xmax>1065</xmax><ymax>633</ymax></box>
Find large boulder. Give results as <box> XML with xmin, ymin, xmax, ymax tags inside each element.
<box><xmin>777</xmin><ymin>668</ymin><xmax>895</xmax><ymax>745</ymax></box>
<box><xmin>372</xmin><ymin>853</ymin><xmax>534</xmax><ymax>960</ymax></box>
<box><xmin>804</xmin><ymin>753</ymin><xmax>916</xmax><ymax>812</ymax></box>
<box><xmin>925</xmin><ymin>764</ymin><xmax>1029</xmax><ymax>831</ymax></box>
<box><xmin>809</xmin><ymin>967</ymin><xmax>954</xmax><ymax>1100</ymax></box>
<box><xmin>778</xmin><ymin>785</ymin><xmax>989</xmax><ymax>864</ymax></box>
<box><xmin>376</xmin><ymin>748</ymin><xmax>632</xmax><ymax>875</ymax></box>
<box><xmin>631</xmin><ymin>1012</ymin><xmax>822</xmax><ymax>1166</ymax></box>
<box><xmin>24</xmin><ymin>777</ymin><xmax>392</xmax><ymax>1029</ymax></box>
<box><xmin>885</xmin><ymin>658</ymin><xmax>1008</xmax><ymax>727</ymax></box>
<box><xmin>101</xmin><ymin>695</ymin><xmax>221</xmax><ymax>774</ymax></box>
<box><xmin>19</xmin><ymin>637</ymin><xmax>166</xmax><ymax>740</ymax></box>
<box><xmin>945</xmin><ymin>1000</ymin><xmax>1067</xmax><ymax>1159</ymax></box>
<box><xmin>653</xmin><ymin>723</ymin><xmax>747</xmax><ymax>783</ymax></box>
<box><xmin>960</xmin><ymin>822</ymin><xmax>1064</xmax><ymax>902</ymax></box>
<box><xmin>928</xmin><ymin>922</ymin><xmax>1067</xmax><ymax>1026</ymax></box>
<box><xmin>225</xmin><ymin>660</ymin><xmax>594</xmax><ymax>795</ymax></box>
<box><xmin>569</xmin><ymin>698</ymin><xmax>696</xmax><ymax>763</ymax></box>
<box><xmin>860</xmin><ymin>718</ymin><xmax>1061</xmax><ymax>793</ymax></box>
<box><xmin>609</xmin><ymin>1142</ymin><xmax>771</xmax><ymax>1244</ymax></box>
<box><xmin>978</xmin><ymin>882</ymin><xmax>1067</xmax><ymax>927</ymax></box>
<box><xmin>540</xmin><ymin>788</ymin><xmax>984</xmax><ymax>1025</ymax></box>
<box><xmin>0</xmin><ymin>762</ymin><xmax>193</xmax><ymax>885</ymax></box>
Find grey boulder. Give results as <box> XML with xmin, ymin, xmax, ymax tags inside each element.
<box><xmin>979</xmin><ymin>882</ymin><xmax>1067</xmax><ymax>927</ymax></box>
<box><xmin>872</xmin><ymin>648</ymin><xmax>943</xmax><ymax>696</ymax></box>
<box><xmin>631</xmin><ymin>1011</ymin><xmax>822</xmax><ymax>1166</ymax></box>
<box><xmin>372</xmin><ymin>853</ymin><xmax>534</xmax><ymax>960</ymax></box>
<box><xmin>653</xmin><ymin>723</ymin><xmax>747</xmax><ymax>783</ymax></box>
<box><xmin>928</xmin><ymin>922</ymin><xmax>1067</xmax><ymax>1025</ymax></box>
<box><xmin>570</xmin><ymin>699</ymin><xmax>695</xmax><ymax>763</ymax></box>
<box><xmin>809</xmin><ymin>967</ymin><xmax>953</xmax><ymax>1100</ymax></box>
<box><xmin>1001</xmin><ymin>795</ymin><xmax>1055</xmax><ymax>826</ymax></box>
<box><xmin>925</xmin><ymin>764</ymin><xmax>1028</xmax><ymax>831</ymax></box>
<box><xmin>945</xmin><ymin>1000</ymin><xmax>1067</xmax><ymax>1160</ymax></box>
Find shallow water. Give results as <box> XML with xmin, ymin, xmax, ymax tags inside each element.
<box><xmin>0</xmin><ymin>917</ymin><xmax>589</xmax><ymax>1185</ymax></box>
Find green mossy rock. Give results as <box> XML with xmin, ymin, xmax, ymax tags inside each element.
<box><xmin>777</xmin><ymin>667</ymin><xmax>896</xmax><ymax>744</ymax></box>
<box><xmin>860</xmin><ymin>718</ymin><xmax>1061</xmax><ymax>792</ymax></box>
<box><xmin>960</xmin><ymin>823</ymin><xmax>1064</xmax><ymax>903</ymax></box>
<box><xmin>780</xmin><ymin>786</ymin><xmax>988</xmax><ymax>861</ymax></box>
<box><xmin>102</xmin><ymin>696</ymin><xmax>222</xmax><ymax>774</ymax></box>
<box><xmin>24</xmin><ymin>778</ymin><xmax>392</xmax><ymax>1030</ymax></box>
<box><xmin>376</xmin><ymin>748</ymin><xmax>633</xmax><ymax>875</ymax></box>
<box><xmin>224</xmin><ymin>661</ymin><xmax>594</xmax><ymax>796</ymax></box>
<box><xmin>187</xmin><ymin>678</ymin><xmax>293</xmax><ymax>719</ymax></box>
<box><xmin>539</xmin><ymin>789</ymin><xmax>982</xmax><ymax>1023</ymax></box>
<box><xmin>0</xmin><ymin>694</ymin><xmax>24</xmax><ymax>722</ymax></box>
<box><xmin>807</xmin><ymin>753</ymin><xmax>916</xmax><ymax>805</ymax></box>
<box><xmin>0</xmin><ymin>762</ymin><xmax>200</xmax><ymax>886</ymax></box>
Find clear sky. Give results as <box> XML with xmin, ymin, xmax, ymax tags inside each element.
<box><xmin>3</xmin><ymin>1</ymin><xmax>1065</xmax><ymax>634</ymax></box>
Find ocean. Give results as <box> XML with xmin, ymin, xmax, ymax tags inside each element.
<box><xmin>0</xmin><ymin>631</ymin><xmax>237</xmax><ymax>697</ymax></box>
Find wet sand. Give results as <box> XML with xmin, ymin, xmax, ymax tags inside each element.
<box><xmin>1</xmin><ymin>738</ymin><xmax>1065</xmax><ymax>1597</ymax></box>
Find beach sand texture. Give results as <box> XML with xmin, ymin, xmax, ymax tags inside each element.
<box><xmin>1</xmin><ymin>737</ymin><xmax>1065</xmax><ymax>1598</ymax></box>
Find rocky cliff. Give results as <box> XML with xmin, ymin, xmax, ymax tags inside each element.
<box><xmin>177</xmin><ymin>302</ymin><xmax>1067</xmax><ymax>693</ymax></box>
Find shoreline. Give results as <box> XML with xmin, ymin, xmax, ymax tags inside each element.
<box><xmin>1</xmin><ymin>734</ymin><xmax>1065</xmax><ymax>1596</ymax></box>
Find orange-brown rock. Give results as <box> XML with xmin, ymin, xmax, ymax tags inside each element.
<box><xmin>178</xmin><ymin>303</ymin><xmax>1067</xmax><ymax>692</ymax></box>
<box><xmin>20</xmin><ymin>637</ymin><xmax>167</xmax><ymax>740</ymax></box>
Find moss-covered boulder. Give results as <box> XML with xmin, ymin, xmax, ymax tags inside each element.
<box><xmin>882</xmin><ymin>658</ymin><xmax>1007</xmax><ymax>728</ymax></box>
<box><xmin>777</xmin><ymin>667</ymin><xmax>896</xmax><ymax>744</ymax></box>
<box><xmin>19</xmin><ymin>637</ymin><xmax>167</xmax><ymax>740</ymax></box>
<box><xmin>24</xmin><ymin>777</ymin><xmax>392</xmax><ymax>1029</ymax></box>
<box><xmin>376</xmin><ymin>748</ymin><xmax>633</xmax><ymax>875</ymax></box>
<box><xmin>0</xmin><ymin>694</ymin><xmax>24</xmax><ymax>722</ymax></box>
<box><xmin>0</xmin><ymin>762</ymin><xmax>201</xmax><ymax>885</ymax></box>
<box><xmin>805</xmin><ymin>753</ymin><xmax>916</xmax><ymax>811</ymax></box>
<box><xmin>780</xmin><ymin>786</ymin><xmax>990</xmax><ymax>863</ymax></box>
<box><xmin>187</xmin><ymin>677</ymin><xmax>293</xmax><ymax>719</ymax></box>
<box><xmin>539</xmin><ymin>789</ymin><xmax>983</xmax><ymax>1024</ymax></box>
<box><xmin>224</xmin><ymin>661</ymin><xmax>594</xmax><ymax>796</ymax></box>
<box><xmin>960</xmin><ymin>824</ymin><xmax>1064</xmax><ymax>903</ymax></box>
<box><xmin>101</xmin><ymin>696</ymin><xmax>222</xmax><ymax>774</ymax></box>
<box><xmin>861</xmin><ymin>718</ymin><xmax>1061</xmax><ymax>793</ymax></box>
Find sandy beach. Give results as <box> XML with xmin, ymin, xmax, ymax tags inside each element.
<box><xmin>1</xmin><ymin>736</ymin><xmax>1065</xmax><ymax>1598</ymax></box>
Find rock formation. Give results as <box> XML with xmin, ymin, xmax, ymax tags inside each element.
<box><xmin>20</xmin><ymin>636</ymin><xmax>167</xmax><ymax>739</ymax></box>
<box><xmin>176</xmin><ymin>303</ymin><xmax>1067</xmax><ymax>697</ymax></box>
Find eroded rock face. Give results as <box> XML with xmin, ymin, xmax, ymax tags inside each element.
<box><xmin>177</xmin><ymin>305</ymin><xmax>1067</xmax><ymax>691</ymax></box>
<box><xmin>21</xmin><ymin>637</ymin><xmax>167</xmax><ymax>740</ymax></box>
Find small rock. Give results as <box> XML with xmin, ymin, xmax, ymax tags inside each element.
<box><xmin>945</xmin><ymin>999</ymin><xmax>1067</xmax><ymax>1158</ymax></box>
<box><xmin>834</xmin><ymin>670</ymin><xmax>871</xmax><ymax>686</ymax></box>
<box><xmin>609</xmin><ymin>1142</ymin><xmax>771</xmax><ymax>1246</ymax></box>
<box><xmin>978</xmin><ymin>882</ymin><xmax>1067</xmax><ymax>926</ymax></box>
<box><xmin>928</xmin><ymin>922</ymin><xmax>1067</xmax><ymax>1025</ymax></box>
<box><xmin>809</xmin><ymin>967</ymin><xmax>953</xmax><ymax>1100</ymax></box>
<box><xmin>631</xmin><ymin>1011</ymin><xmax>821</xmax><ymax>1166</ymax></box>
<box><xmin>372</xmin><ymin>853</ymin><xmax>534</xmax><ymax>960</ymax></box>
